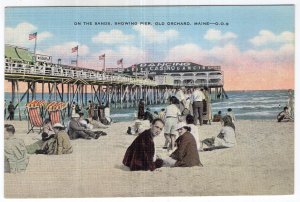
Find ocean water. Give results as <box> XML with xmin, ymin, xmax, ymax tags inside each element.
<box><xmin>4</xmin><ymin>90</ymin><xmax>291</xmax><ymax>122</ymax></box>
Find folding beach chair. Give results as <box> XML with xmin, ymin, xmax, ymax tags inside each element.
<box><xmin>46</xmin><ymin>101</ymin><xmax>67</xmax><ymax>125</ymax></box>
<box><xmin>26</xmin><ymin>100</ymin><xmax>46</xmax><ymax>134</ymax></box>
<box><xmin>49</xmin><ymin>110</ymin><xmax>61</xmax><ymax>125</ymax></box>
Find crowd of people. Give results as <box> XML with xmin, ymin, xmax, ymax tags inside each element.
<box><xmin>4</xmin><ymin>100</ymin><xmax>110</xmax><ymax>173</ymax></box>
<box><xmin>122</xmin><ymin>88</ymin><xmax>295</xmax><ymax>171</ymax></box>
<box><xmin>123</xmin><ymin>87</ymin><xmax>239</xmax><ymax>171</ymax></box>
<box><xmin>4</xmin><ymin>89</ymin><xmax>295</xmax><ymax>173</ymax></box>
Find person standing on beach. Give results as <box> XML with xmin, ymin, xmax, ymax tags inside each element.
<box><xmin>226</xmin><ymin>108</ymin><xmax>236</xmax><ymax>123</ymax></box>
<box><xmin>98</xmin><ymin>102</ymin><xmax>106</xmax><ymax>122</ymax></box>
<box><xmin>137</xmin><ymin>99</ymin><xmax>145</xmax><ymax>119</ymax></box>
<box><xmin>4</xmin><ymin>99</ymin><xmax>7</xmax><ymax>119</ymax></box>
<box><xmin>287</xmin><ymin>89</ymin><xmax>294</xmax><ymax>119</ymax></box>
<box><xmin>163</xmin><ymin>96</ymin><xmax>181</xmax><ymax>151</ymax></box>
<box><xmin>122</xmin><ymin>118</ymin><xmax>164</xmax><ymax>171</ymax></box>
<box><xmin>7</xmin><ymin>101</ymin><xmax>15</xmax><ymax>120</ymax></box>
<box><xmin>191</xmin><ymin>87</ymin><xmax>206</xmax><ymax>125</ymax></box>
<box><xmin>87</xmin><ymin>100</ymin><xmax>95</xmax><ymax>118</ymax></box>
<box><xmin>71</xmin><ymin>102</ymin><xmax>76</xmax><ymax>116</ymax></box>
<box><xmin>203</xmin><ymin>86</ymin><xmax>212</xmax><ymax>124</ymax></box>
<box><xmin>163</xmin><ymin>88</ymin><xmax>170</xmax><ymax>104</ymax></box>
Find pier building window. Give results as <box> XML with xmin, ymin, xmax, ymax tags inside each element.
<box><xmin>183</xmin><ymin>73</ymin><xmax>194</xmax><ymax>76</ymax></box>
<box><xmin>195</xmin><ymin>79</ymin><xmax>207</xmax><ymax>84</ymax></box>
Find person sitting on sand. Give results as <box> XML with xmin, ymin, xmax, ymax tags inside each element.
<box><xmin>161</xmin><ymin>122</ymin><xmax>202</xmax><ymax>167</ymax></box>
<box><xmin>78</xmin><ymin>112</ymin><xmax>91</xmax><ymax>129</ymax></box>
<box><xmin>68</xmin><ymin>113</ymin><xmax>100</xmax><ymax>140</ymax></box>
<box><xmin>4</xmin><ymin>124</ymin><xmax>29</xmax><ymax>173</ymax></box>
<box><xmin>127</xmin><ymin>119</ymin><xmax>151</xmax><ymax>135</ymax></box>
<box><xmin>42</xmin><ymin>118</ymin><xmax>55</xmax><ymax>136</ymax></box>
<box><xmin>87</xmin><ymin>117</ymin><xmax>109</xmax><ymax>129</ymax></box>
<box><xmin>35</xmin><ymin>123</ymin><xmax>73</xmax><ymax>155</ymax></box>
<box><xmin>158</xmin><ymin>108</ymin><xmax>166</xmax><ymax>121</ymax></box>
<box><xmin>26</xmin><ymin>132</ymin><xmax>55</xmax><ymax>154</ymax></box>
<box><xmin>201</xmin><ymin>115</ymin><xmax>236</xmax><ymax>151</ymax></box>
<box><xmin>144</xmin><ymin>108</ymin><xmax>154</xmax><ymax>123</ymax></box>
<box><xmin>186</xmin><ymin>114</ymin><xmax>200</xmax><ymax>151</ymax></box>
<box><xmin>52</xmin><ymin>123</ymin><xmax>73</xmax><ymax>155</ymax></box>
<box><xmin>82</xmin><ymin>118</ymin><xmax>108</xmax><ymax>136</ymax></box>
<box><xmin>122</xmin><ymin>118</ymin><xmax>165</xmax><ymax>171</ymax></box>
<box><xmin>153</xmin><ymin>111</ymin><xmax>159</xmax><ymax>119</ymax></box>
<box><xmin>212</xmin><ymin>111</ymin><xmax>222</xmax><ymax>122</ymax></box>
<box><xmin>277</xmin><ymin>106</ymin><xmax>293</xmax><ymax>122</ymax></box>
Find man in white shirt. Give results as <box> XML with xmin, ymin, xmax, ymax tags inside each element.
<box><xmin>191</xmin><ymin>87</ymin><xmax>206</xmax><ymax>125</ymax></box>
<box><xmin>164</xmin><ymin>96</ymin><xmax>181</xmax><ymax>151</ymax></box>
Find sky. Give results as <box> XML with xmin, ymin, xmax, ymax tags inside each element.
<box><xmin>4</xmin><ymin>5</ymin><xmax>295</xmax><ymax>91</ymax></box>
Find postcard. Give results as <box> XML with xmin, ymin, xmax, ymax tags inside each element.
<box><xmin>2</xmin><ymin>1</ymin><xmax>297</xmax><ymax>201</ymax></box>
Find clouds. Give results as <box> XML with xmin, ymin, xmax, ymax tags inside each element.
<box><xmin>165</xmin><ymin>28</ymin><xmax>294</xmax><ymax>90</ymax></box>
<box><xmin>39</xmin><ymin>42</ymin><xmax>90</xmax><ymax>65</ymax></box>
<box><xmin>133</xmin><ymin>25</ymin><xmax>178</xmax><ymax>43</ymax></box>
<box><xmin>204</xmin><ymin>29</ymin><xmax>237</xmax><ymax>42</ymax></box>
<box><xmin>166</xmin><ymin>28</ymin><xmax>294</xmax><ymax>65</ymax></box>
<box><xmin>5</xmin><ymin>22</ymin><xmax>52</xmax><ymax>46</ymax></box>
<box><xmin>92</xmin><ymin>30</ymin><xmax>134</xmax><ymax>44</ymax></box>
<box><xmin>97</xmin><ymin>45</ymin><xmax>147</xmax><ymax>67</ymax></box>
<box><xmin>79</xmin><ymin>45</ymin><xmax>147</xmax><ymax>70</ymax></box>
<box><xmin>249</xmin><ymin>30</ymin><xmax>294</xmax><ymax>46</ymax></box>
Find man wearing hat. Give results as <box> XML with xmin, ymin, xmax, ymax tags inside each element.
<box><xmin>165</xmin><ymin>122</ymin><xmax>202</xmax><ymax>167</ymax></box>
<box><xmin>53</xmin><ymin>123</ymin><xmax>73</xmax><ymax>155</ymax></box>
<box><xmin>68</xmin><ymin>113</ymin><xmax>100</xmax><ymax>140</ymax></box>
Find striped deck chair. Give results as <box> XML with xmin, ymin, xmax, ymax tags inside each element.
<box><xmin>49</xmin><ymin>110</ymin><xmax>61</xmax><ymax>125</ymax></box>
<box><xmin>46</xmin><ymin>101</ymin><xmax>67</xmax><ymax>125</ymax></box>
<box><xmin>27</xmin><ymin>107</ymin><xmax>43</xmax><ymax>134</ymax></box>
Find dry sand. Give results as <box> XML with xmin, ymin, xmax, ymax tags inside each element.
<box><xmin>4</xmin><ymin>120</ymin><xmax>294</xmax><ymax>198</ymax></box>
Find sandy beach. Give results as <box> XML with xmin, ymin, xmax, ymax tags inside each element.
<box><xmin>4</xmin><ymin>119</ymin><xmax>294</xmax><ymax>198</ymax></box>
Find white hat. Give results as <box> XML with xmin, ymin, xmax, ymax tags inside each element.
<box><xmin>176</xmin><ymin>122</ymin><xmax>187</xmax><ymax>130</ymax></box>
<box><xmin>135</xmin><ymin>120</ymin><xmax>142</xmax><ymax>124</ymax></box>
<box><xmin>53</xmin><ymin>123</ymin><xmax>65</xmax><ymax>128</ymax></box>
<box><xmin>72</xmin><ymin>113</ymin><xmax>80</xmax><ymax>118</ymax></box>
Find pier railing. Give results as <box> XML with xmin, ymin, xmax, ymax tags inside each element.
<box><xmin>4</xmin><ymin>61</ymin><xmax>157</xmax><ymax>86</ymax></box>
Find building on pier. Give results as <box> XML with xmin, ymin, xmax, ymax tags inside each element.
<box><xmin>123</xmin><ymin>62</ymin><xmax>228</xmax><ymax>97</ymax></box>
